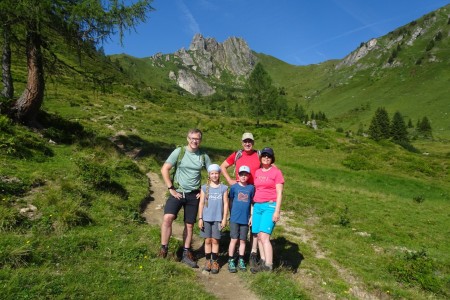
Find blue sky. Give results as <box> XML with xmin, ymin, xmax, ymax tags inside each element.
<box><xmin>103</xmin><ymin>0</ymin><xmax>450</xmax><ymax>65</ymax></box>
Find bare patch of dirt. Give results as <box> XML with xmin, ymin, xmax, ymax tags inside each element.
<box><xmin>142</xmin><ymin>171</ymin><xmax>259</xmax><ymax>300</ymax></box>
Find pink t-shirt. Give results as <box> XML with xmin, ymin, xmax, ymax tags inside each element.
<box><xmin>225</xmin><ymin>150</ymin><xmax>261</xmax><ymax>184</ymax></box>
<box><xmin>253</xmin><ymin>166</ymin><xmax>284</xmax><ymax>203</ymax></box>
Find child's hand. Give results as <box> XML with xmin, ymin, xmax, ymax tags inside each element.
<box><xmin>220</xmin><ymin>220</ymin><xmax>226</xmax><ymax>230</ymax></box>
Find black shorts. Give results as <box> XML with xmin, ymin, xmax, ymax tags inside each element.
<box><xmin>163</xmin><ymin>191</ymin><xmax>200</xmax><ymax>224</ymax></box>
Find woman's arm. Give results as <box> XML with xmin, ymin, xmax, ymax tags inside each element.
<box><xmin>272</xmin><ymin>183</ymin><xmax>283</xmax><ymax>223</ymax></box>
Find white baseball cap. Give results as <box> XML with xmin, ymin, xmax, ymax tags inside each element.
<box><xmin>238</xmin><ymin>165</ymin><xmax>251</xmax><ymax>174</ymax></box>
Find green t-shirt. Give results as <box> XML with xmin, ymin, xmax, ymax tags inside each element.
<box><xmin>166</xmin><ymin>146</ymin><xmax>211</xmax><ymax>192</ymax></box>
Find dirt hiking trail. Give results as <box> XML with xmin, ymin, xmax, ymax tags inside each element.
<box><xmin>142</xmin><ymin>171</ymin><xmax>384</xmax><ymax>300</ymax></box>
<box><xmin>142</xmin><ymin>172</ymin><xmax>259</xmax><ymax>300</ymax></box>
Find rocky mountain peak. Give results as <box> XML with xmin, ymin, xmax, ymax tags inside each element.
<box><xmin>156</xmin><ymin>34</ymin><xmax>257</xmax><ymax>96</ymax></box>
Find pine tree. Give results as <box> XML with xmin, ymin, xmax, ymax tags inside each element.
<box><xmin>368</xmin><ymin>107</ymin><xmax>390</xmax><ymax>141</ymax></box>
<box><xmin>417</xmin><ymin>116</ymin><xmax>432</xmax><ymax>137</ymax></box>
<box><xmin>390</xmin><ymin>111</ymin><xmax>408</xmax><ymax>142</ymax></box>
<box><xmin>246</xmin><ymin>63</ymin><xmax>279</xmax><ymax>124</ymax></box>
<box><xmin>3</xmin><ymin>0</ymin><xmax>155</xmax><ymax>124</ymax></box>
<box><xmin>407</xmin><ymin>118</ymin><xmax>413</xmax><ymax>128</ymax></box>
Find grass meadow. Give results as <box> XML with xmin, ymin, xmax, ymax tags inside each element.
<box><xmin>1</xmin><ymin>82</ymin><xmax>449</xmax><ymax>299</ymax></box>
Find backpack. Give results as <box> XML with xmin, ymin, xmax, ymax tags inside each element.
<box><xmin>232</xmin><ymin>149</ymin><xmax>261</xmax><ymax>175</ymax></box>
<box><xmin>170</xmin><ymin>146</ymin><xmax>206</xmax><ymax>189</ymax></box>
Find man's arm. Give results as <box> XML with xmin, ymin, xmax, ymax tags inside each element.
<box><xmin>161</xmin><ymin>162</ymin><xmax>181</xmax><ymax>199</ymax></box>
<box><xmin>220</xmin><ymin>160</ymin><xmax>236</xmax><ymax>186</ymax></box>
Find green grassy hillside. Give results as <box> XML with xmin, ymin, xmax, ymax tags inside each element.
<box><xmin>262</xmin><ymin>5</ymin><xmax>450</xmax><ymax>139</ymax></box>
<box><xmin>1</xmin><ymin>4</ymin><xmax>449</xmax><ymax>300</ymax></box>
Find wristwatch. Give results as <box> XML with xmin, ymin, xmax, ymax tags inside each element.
<box><xmin>168</xmin><ymin>185</ymin><xmax>175</xmax><ymax>190</ymax></box>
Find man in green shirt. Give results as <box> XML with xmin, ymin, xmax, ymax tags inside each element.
<box><xmin>159</xmin><ymin>128</ymin><xmax>211</xmax><ymax>268</ymax></box>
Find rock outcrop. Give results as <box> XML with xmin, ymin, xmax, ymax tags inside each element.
<box><xmin>151</xmin><ymin>34</ymin><xmax>257</xmax><ymax>96</ymax></box>
<box><xmin>336</xmin><ymin>38</ymin><xmax>378</xmax><ymax>69</ymax></box>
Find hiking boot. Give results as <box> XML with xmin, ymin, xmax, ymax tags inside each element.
<box><xmin>210</xmin><ymin>260</ymin><xmax>220</xmax><ymax>274</ymax></box>
<box><xmin>249</xmin><ymin>252</ymin><xmax>258</xmax><ymax>268</ymax></box>
<box><xmin>238</xmin><ymin>258</ymin><xmax>246</xmax><ymax>271</ymax></box>
<box><xmin>250</xmin><ymin>259</ymin><xmax>265</xmax><ymax>274</ymax></box>
<box><xmin>203</xmin><ymin>259</ymin><xmax>212</xmax><ymax>272</ymax></box>
<box><xmin>251</xmin><ymin>261</ymin><xmax>272</xmax><ymax>274</ymax></box>
<box><xmin>181</xmin><ymin>250</ymin><xmax>198</xmax><ymax>268</ymax></box>
<box><xmin>228</xmin><ymin>258</ymin><xmax>237</xmax><ymax>273</ymax></box>
<box><xmin>158</xmin><ymin>247</ymin><xmax>168</xmax><ymax>258</ymax></box>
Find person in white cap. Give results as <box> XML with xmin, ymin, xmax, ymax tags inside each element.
<box><xmin>197</xmin><ymin>164</ymin><xmax>229</xmax><ymax>274</ymax></box>
<box><xmin>220</xmin><ymin>132</ymin><xmax>261</xmax><ymax>268</ymax></box>
<box><xmin>227</xmin><ymin>165</ymin><xmax>255</xmax><ymax>273</ymax></box>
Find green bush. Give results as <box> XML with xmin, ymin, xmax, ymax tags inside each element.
<box><xmin>0</xmin><ymin>115</ymin><xmax>13</xmax><ymax>132</ymax></box>
<box><xmin>292</xmin><ymin>132</ymin><xmax>330</xmax><ymax>149</ymax></box>
<box><xmin>0</xmin><ymin>176</ymin><xmax>29</xmax><ymax>196</ymax></box>
<box><xmin>388</xmin><ymin>249</ymin><xmax>445</xmax><ymax>295</ymax></box>
<box><xmin>342</xmin><ymin>153</ymin><xmax>377</xmax><ymax>170</ymax></box>
<box><xmin>76</xmin><ymin>158</ymin><xmax>113</xmax><ymax>187</ymax></box>
<box><xmin>338</xmin><ymin>205</ymin><xmax>351</xmax><ymax>227</ymax></box>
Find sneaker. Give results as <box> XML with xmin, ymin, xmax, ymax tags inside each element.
<box><xmin>238</xmin><ymin>258</ymin><xmax>246</xmax><ymax>271</ymax></box>
<box><xmin>203</xmin><ymin>259</ymin><xmax>212</xmax><ymax>272</ymax></box>
<box><xmin>228</xmin><ymin>258</ymin><xmax>237</xmax><ymax>273</ymax></box>
<box><xmin>249</xmin><ymin>252</ymin><xmax>258</xmax><ymax>269</ymax></box>
<box><xmin>182</xmin><ymin>250</ymin><xmax>198</xmax><ymax>268</ymax></box>
<box><xmin>158</xmin><ymin>247</ymin><xmax>168</xmax><ymax>258</ymax></box>
<box><xmin>211</xmin><ymin>260</ymin><xmax>220</xmax><ymax>274</ymax></box>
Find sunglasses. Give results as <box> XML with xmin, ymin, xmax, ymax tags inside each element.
<box><xmin>261</xmin><ymin>154</ymin><xmax>272</xmax><ymax>158</ymax></box>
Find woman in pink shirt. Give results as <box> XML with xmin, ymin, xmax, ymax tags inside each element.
<box><xmin>250</xmin><ymin>147</ymin><xmax>284</xmax><ymax>273</ymax></box>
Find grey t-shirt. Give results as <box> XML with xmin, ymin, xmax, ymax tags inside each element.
<box><xmin>201</xmin><ymin>184</ymin><xmax>228</xmax><ymax>222</ymax></box>
<box><xmin>166</xmin><ymin>146</ymin><xmax>211</xmax><ymax>192</ymax></box>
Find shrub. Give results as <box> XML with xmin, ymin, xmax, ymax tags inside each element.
<box><xmin>338</xmin><ymin>205</ymin><xmax>350</xmax><ymax>227</ymax></box>
<box><xmin>76</xmin><ymin>158</ymin><xmax>113</xmax><ymax>187</ymax></box>
<box><xmin>342</xmin><ymin>153</ymin><xmax>376</xmax><ymax>170</ymax></box>
<box><xmin>0</xmin><ymin>115</ymin><xmax>13</xmax><ymax>132</ymax></box>
<box><xmin>413</xmin><ymin>195</ymin><xmax>425</xmax><ymax>203</ymax></box>
<box><xmin>388</xmin><ymin>249</ymin><xmax>445</xmax><ymax>294</ymax></box>
<box><xmin>292</xmin><ymin>133</ymin><xmax>330</xmax><ymax>149</ymax></box>
<box><xmin>0</xmin><ymin>176</ymin><xmax>29</xmax><ymax>196</ymax></box>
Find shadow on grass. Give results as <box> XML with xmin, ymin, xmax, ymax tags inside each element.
<box><xmin>111</xmin><ymin>134</ymin><xmax>232</xmax><ymax>164</ymax></box>
<box><xmin>273</xmin><ymin>236</ymin><xmax>304</xmax><ymax>273</ymax></box>
<box><xmin>175</xmin><ymin>230</ymin><xmax>304</xmax><ymax>273</ymax></box>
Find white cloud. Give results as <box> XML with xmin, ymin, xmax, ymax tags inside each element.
<box><xmin>177</xmin><ymin>0</ymin><xmax>201</xmax><ymax>36</ymax></box>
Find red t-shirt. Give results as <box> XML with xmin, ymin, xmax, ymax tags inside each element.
<box><xmin>225</xmin><ymin>150</ymin><xmax>261</xmax><ymax>184</ymax></box>
<box><xmin>253</xmin><ymin>166</ymin><xmax>284</xmax><ymax>203</ymax></box>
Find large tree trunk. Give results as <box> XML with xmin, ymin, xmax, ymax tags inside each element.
<box><xmin>12</xmin><ymin>22</ymin><xmax>45</xmax><ymax>124</ymax></box>
<box><xmin>1</xmin><ymin>23</ymin><xmax>14</xmax><ymax>99</ymax></box>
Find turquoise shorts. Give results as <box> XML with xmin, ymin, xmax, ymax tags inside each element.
<box><xmin>252</xmin><ymin>202</ymin><xmax>276</xmax><ymax>235</ymax></box>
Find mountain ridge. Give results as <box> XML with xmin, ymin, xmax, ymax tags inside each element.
<box><xmin>109</xmin><ymin>4</ymin><xmax>450</xmax><ymax>138</ymax></box>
